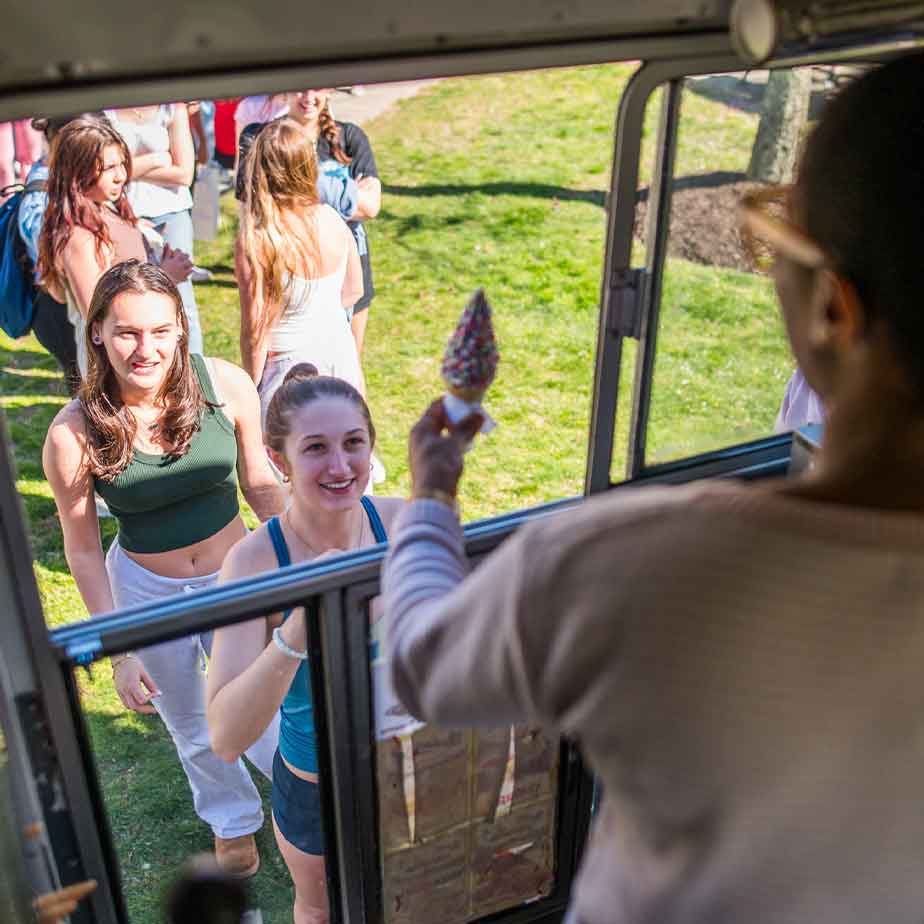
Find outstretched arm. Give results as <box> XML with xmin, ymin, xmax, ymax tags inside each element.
<box><xmin>207</xmin><ymin>541</ymin><xmax>304</xmax><ymax>762</ymax></box>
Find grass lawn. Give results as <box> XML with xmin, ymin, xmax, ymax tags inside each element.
<box><xmin>1</xmin><ymin>64</ymin><xmax>789</xmax><ymax>920</ymax></box>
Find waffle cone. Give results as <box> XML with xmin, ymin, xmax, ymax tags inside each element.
<box><xmin>448</xmin><ymin>384</ymin><xmax>486</xmax><ymax>404</ymax></box>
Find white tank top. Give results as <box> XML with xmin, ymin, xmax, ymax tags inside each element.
<box><xmin>107</xmin><ymin>105</ymin><xmax>193</xmax><ymax>218</ymax></box>
<box><xmin>268</xmin><ymin>223</ymin><xmax>351</xmax><ymax>353</ymax></box>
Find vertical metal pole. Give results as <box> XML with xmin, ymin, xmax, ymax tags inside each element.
<box><xmin>0</xmin><ymin>414</ymin><xmax>121</xmax><ymax>924</ymax></box>
<box><xmin>584</xmin><ymin>71</ymin><xmax>646</xmax><ymax>496</ymax></box>
<box><xmin>625</xmin><ymin>78</ymin><xmax>683</xmax><ymax>477</ymax></box>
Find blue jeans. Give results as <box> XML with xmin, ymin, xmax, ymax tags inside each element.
<box><xmin>147</xmin><ymin>208</ymin><xmax>203</xmax><ymax>354</ymax></box>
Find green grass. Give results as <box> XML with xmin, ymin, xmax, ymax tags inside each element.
<box><xmin>1</xmin><ymin>64</ymin><xmax>788</xmax><ymax>920</ymax></box>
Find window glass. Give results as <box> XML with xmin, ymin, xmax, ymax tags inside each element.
<box><xmin>642</xmin><ymin>66</ymin><xmax>827</xmax><ymax>465</ymax></box>
<box><xmin>369</xmin><ymin>593</ymin><xmax>560</xmax><ymax>922</ymax></box>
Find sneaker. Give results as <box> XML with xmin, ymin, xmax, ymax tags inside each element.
<box><xmin>371</xmin><ymin>453</ymin><xmax>386</xmax><ymax>485</ymax></box>
<box><xmin>214</xmin><ymin>834</ymin><xmax>260</xmax><ymax>879</ymax></box>
<box><xmin>190</xmin><ymin>265</ymin><xmax>213</xmax><ymax>283</ymax></box>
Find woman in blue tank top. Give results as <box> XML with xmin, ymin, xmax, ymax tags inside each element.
<box><xmin>207</xmin><ymin>362</ymin><xmax>404</xmax><ymax>924</ymax></box>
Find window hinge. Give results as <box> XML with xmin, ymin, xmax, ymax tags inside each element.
<box><xmin>606</xmin><ymin>267</ymin><xmax>646</xmax><ymax>340</ymax></box>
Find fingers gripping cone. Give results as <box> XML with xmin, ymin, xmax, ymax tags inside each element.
<box><xmin>441</xmin><ymin>288</ymin><xmax>499</xmax><ymax>435</ymax></box>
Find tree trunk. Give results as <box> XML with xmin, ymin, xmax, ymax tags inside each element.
<box><xmin>748</xmin><ymin>69</ymin><xmax>812</xmax><ymax>184</ymax></box>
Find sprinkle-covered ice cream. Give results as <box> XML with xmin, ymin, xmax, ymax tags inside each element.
<box><xmin>441</xmin><ymin>289</ymin><xmax>499</xmax><ymax>437</ymax></box>
<box><xmin>441</xmin><ymin>288</ymin><xmax>499</xmax><ymax>401</ymax></box>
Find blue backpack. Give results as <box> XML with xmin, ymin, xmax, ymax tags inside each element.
<box><xmin>0</xmin><ymin>181</ymin><xmax>44</xmax><ymax>339</ymax></box>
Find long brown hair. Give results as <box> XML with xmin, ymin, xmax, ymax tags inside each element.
<box><xmin>264</xmin><ymin>363</ymin><xmax>376</xmax><ymax>457</ymax></box>
<box><xmin>37</xmin><ymin>116</ymin><xmax>136</xmax><ymax>296</ymax></box>
<box><xmin>80</xmin><ymin>261</ymin><xmax>207</xmax><ymax>481</ymax></box>
<box><xmin>238</xmin><ymin>118</ymin><xmax>322</xmax><ymax>337</ymax></box>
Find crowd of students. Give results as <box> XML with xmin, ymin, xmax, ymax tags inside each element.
<box><xmin>1</xmin><ymin>90</ymin><xmax>385</xmax><ymax>924</ymax></box>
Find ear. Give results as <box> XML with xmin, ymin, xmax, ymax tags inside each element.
<box><xmin>267</xmin><ymin>447</ymin><xmax>289</xmax><ymax>480</ymax></box>
<box><xmin>806</xmin><ymin>270</ymin><xmax>865</xmax><ymax>352</ymax></box>
<box><xmin>90</xmin><ymin>320</ymin><xmax>103</xmax><ymax>345</ymax></box>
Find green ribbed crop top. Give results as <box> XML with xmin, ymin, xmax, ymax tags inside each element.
<box><xmin>94</xmin><ymin>354</ymin><xmax>240</xmax><ymax>553</ymax></box>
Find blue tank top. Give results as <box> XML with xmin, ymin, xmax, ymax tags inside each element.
<box><xmin>267</xmin><ymin>496</ymin><xmax>388</xmax><ymax>773</ymax></box>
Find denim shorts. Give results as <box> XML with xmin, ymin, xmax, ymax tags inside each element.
<box><xmin>272</xmin><ymin>749</ymin><xmax>325</xmax><ymax>855</ymax></box>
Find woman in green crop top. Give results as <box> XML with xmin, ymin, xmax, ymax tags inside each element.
<box><xmin>206</xmin><ymin>363</ymin><xmax>404</xmax><ymax>924</ymax></box>
<box><xmin>42</xmin><ymin>260</ymin><xmax>286</xmax><ymax>879</ymax></box>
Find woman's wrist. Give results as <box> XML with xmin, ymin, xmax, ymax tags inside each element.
<box><xmin>412</xmin><ymin>488</ymin><xmax>459</xmax><ymax>516</ymax></box>
<box><xmin>111</xmin><ymin>653</ymin><xmax>136</xmax><ymax>671</ymax></box>
<box><xmin>273</xmin><ymin>626</ymin><xmax>308</xmax><ymax>661</ymax></box>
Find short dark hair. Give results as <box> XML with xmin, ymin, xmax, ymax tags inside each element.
<box><xmin>797</xmin><ymin>53</ymin><xmax>924</xmax><ymax>397</ymax></box>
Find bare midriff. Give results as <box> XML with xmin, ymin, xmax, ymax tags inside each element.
<box><xmin>123</xmin><ymin>514</ymin><xmax>248</xmax><ymax>578</ymax></box>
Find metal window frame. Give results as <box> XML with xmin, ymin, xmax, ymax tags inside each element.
<box><xmin>583</xmin><ymin>30</ymin><xmax>924</xmax><ymax>494</ymax></box>
<box><xmin>3</xmin><ymin>23</ymin><xmax>924</xmax><ymax>924</ymax></box>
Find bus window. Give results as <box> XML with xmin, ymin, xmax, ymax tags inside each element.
<box><xmin>369</xmin><ymin>589</ymin><xmax>560</xmax><ymax>923</ymax></box>
<box><xmin>641</xmin><ymin>65</ymin><xmax>826</xmax><ymax>465</ymax></box>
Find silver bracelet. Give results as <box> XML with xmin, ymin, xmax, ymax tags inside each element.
<box><xmin>272</xmin><ymin>626</ymin><xmax>308</xmax><ymax>661</ymax></box>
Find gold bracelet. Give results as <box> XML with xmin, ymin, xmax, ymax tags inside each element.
<box><xmin>412</xmin><ymin>489</ymin><xmax>459</xmax><ymax>516</ymax></box>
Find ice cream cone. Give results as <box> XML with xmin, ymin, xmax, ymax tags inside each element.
<box><xmin>448</xmin><ymin>384</ymin><xmax>486</xmax><ymax>405</ymax></box>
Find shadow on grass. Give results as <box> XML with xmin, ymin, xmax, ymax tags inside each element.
<box><xmin>384</xmin><ymin>173</ymin><xmax>751</xmax><ymax>211</ymax></box>
<box><xmin>383</xmin><ymin>181</ymin><xmax>606</xmax><ymax>206</ymax></box>
<box><xmin>81</xmin><ymin>701</ymin><xmax>290</xmax><ymax>921</ymax></box>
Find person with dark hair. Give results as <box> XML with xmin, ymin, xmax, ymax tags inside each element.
<box><xmin>235</xmin><ymin>89</ymin><xmax>381</xmax><ymax>357</ymax></box>
<box><xmin>37</xmin><ymin>117</ymin><xmax>192</xmax><ymax>377</ymax></box>
<box><xmin>236</xmin><ymin>119</ymin><xmax>364</xmax><ymax>425</ymax></box>
<box><xmin>384</xmin><ymin>54</ymin><xmax>924</xmax><ymax>924</ymax></box>
<box><xmin>207</xmin><ymin>362</ymin><xmax>404</xmax><ymax>924</ymax></box>
<box><xmin>41</xmin><ymin>261</ymin><xmax>286</xmax><ymax>879</ymax></box>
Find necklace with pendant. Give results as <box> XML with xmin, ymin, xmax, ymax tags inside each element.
<box><xmin>285</xmin><ymin>506</ymin><xmax>365</xmax><ymax>559</ymax></box>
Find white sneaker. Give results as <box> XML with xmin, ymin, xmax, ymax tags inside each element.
<box><xmin>190</xmin><ymin>265</ymin><xmax>213</xmax><ymax>283</ymax></box>
<box><xmin>371</xmin><ymin>453</ymin><xmax>386</xmax><ymax>485</ymax></box>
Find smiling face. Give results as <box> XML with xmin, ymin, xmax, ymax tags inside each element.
<box><xmin>272</xmin><ymin>396</ymin><xmax>373</xmax><ymax>512</ymax></box>
<box><xmin>287</xmin><ymin>89</ymin><xmax>332</xmax><ymax>126</ymax></box>
<box><xmin>86</xmin><ymin>143</ymin><xmax>128</xmax><ymax>205</ymax></box>
<box><xmin>93</xmin><ymin>290</ymin><xmax>182</xmax><ymax>395</ymax></box>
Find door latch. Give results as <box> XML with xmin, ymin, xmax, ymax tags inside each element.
<box><xmin>606</xmin><ymin>267</ymin><xmax>646</xmax><ymax>340</ymax></box>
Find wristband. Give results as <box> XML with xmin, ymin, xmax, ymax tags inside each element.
<box><xmin>272</xmin><ymin>626</ymin><xmax>308</xmax><ymax>661</ymax></box>
<box><xmin>412</xmin><ymin>489</ymin><xmax>459</xmax><ymax>516</ymax></box>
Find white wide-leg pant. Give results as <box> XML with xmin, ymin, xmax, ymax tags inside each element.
<box><xmin>105</xmin><ymin>539</ymin><xmax>279</xmax><ymax>838</ymax></box>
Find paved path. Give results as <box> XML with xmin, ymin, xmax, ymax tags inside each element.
<box><xmin>330</xmin><ymin>80</ymin><xmax>439</xmax><ymax>126</ymax></box>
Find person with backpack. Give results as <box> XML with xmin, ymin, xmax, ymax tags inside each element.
<box><xmin>37</xmin><ymin>116</ymin><xmax>192</xmax><ymax>377</ymax></box>
<box><xmin>6</xmin><ymin>115</ymin><xmax>109</xmax><ymax>394</ymax></box>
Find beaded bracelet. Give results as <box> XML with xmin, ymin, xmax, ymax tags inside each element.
<box><xmin>272</xmin><ymin>626</ymin><xmax>308</xmax><ymax>661</ymax></box>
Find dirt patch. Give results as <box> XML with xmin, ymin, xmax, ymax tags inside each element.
<box><xmin>634</xmin><ymin>180</ymin><xmax>761</xmax><ymax>272</ymax></box>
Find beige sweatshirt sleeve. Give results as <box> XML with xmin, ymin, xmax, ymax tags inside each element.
<box><xmin>382</xmin><ymin>499</ymin><xmax>551</xmax><ymax>728</ymax></box>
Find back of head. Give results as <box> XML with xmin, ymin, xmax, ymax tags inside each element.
<box><xmin>239</xmin><ymin>120</ymin><xmax>321</xmax><ymax>328</ymax></box>
<box><xmin>797</xmin><ymin>53</ymin><xmax>924</xmax><ymax>397</ymax></box>
<box><xmin>242</xmin><ymin>117</ymin><xmax>319</xmax><ymax>211</ymax></box>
